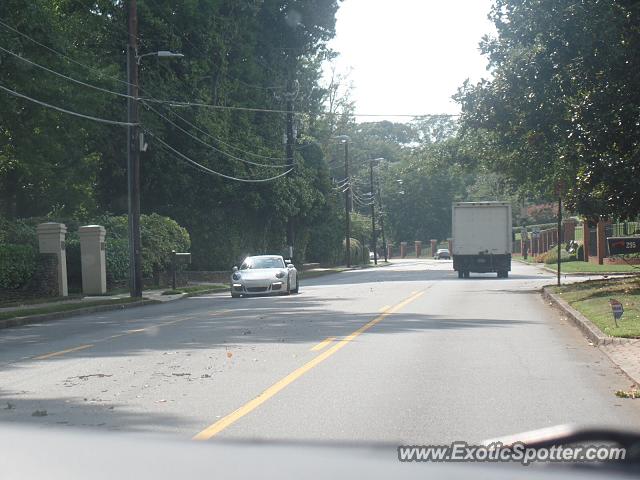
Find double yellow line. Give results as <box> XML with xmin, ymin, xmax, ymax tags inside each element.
<box><xmin>193</xmin><ymin>289</ymin><xmax>426</xmax><ymax>440</ymax></box>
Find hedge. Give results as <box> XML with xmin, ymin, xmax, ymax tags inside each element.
<box><xmin>1</xmin><ymin>213</ymin><xmax>190</xmax><ymax>289</ymax></box>
<box><xmin>0</xmin><ymin>244</ymin><xmax>37</xmax><ymax>289</ymax></box>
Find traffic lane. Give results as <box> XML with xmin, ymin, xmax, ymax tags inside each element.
<box><xmin>0</xmin><ymin>260</ymin><xmax>436</xmax><ymax>366</ymax></box>
<box><xmin>0</xmin><ymin>268</ymin><xmax>436</xmax><ymax>435</ymax></box>
<box><xmin>211</xmin><ymin>262</ymin><xmax>640</xmax><ymax>443</ymax></box>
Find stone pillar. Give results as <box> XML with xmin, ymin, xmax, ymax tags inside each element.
<box><xmin>36</xmin><ymin>222</ymin><xmax>68</xmax><ymax>297</ymax></box>
<box><xmin>448</xmin><ymin>238</ymin><xmax>453</xmax><ymax>254</ymax></box>
<box><xmin>414</xmin><ymin>241</ymin><xmax>422</xmax><ymax>258</ymax></box>
<box><xmin>563</xmin><ymin>219</ymin><xmax>576</xmax><ymax>243</ymax></box>
<box><xmin>79</xmin><ymin>225</ymin><xmax>107</xmax><ymax>295</ymax></box>
<box><xmin>400</xmin><ymin>242</ymin><xmax>407</xmax><ymax>259</ymax></box>
<box><xmin>430</xmin><ymin>239</ymin><xmax>437</xmax><ymax>257</ymax></box>
<box><xmin>387</xmin><ymin>243</ymin><xmax>393</xmax><ymax>259</ymax></box>
<box><xmin>582</xmin><ymin>221</ymin><xmax>590</xmax><ymax>262</ymax></box>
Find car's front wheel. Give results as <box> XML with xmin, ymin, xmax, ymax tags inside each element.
<box><xmin>291</xmin><ymin>277</ymin><xmax>299</xmax><ymax>294</ymax></box>
<box><xmin>231</xmin><ymin>292</ymin><xmax>240</xmax><ymax>298</ymax></box>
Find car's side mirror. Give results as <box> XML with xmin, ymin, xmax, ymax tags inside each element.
<box><xmin>232</xmin><ymin>266</ymin><xmax>239</xmax><ymax>272</ymax></box>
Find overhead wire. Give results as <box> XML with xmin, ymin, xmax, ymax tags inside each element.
<box><xmin>141</xmin><ymin>101</ymin><xmax>290</xmax><ymax>169</ymax></box>
<box><xmin>0</xmin><ymin>83</ymin><xmax>135</xmax><ymax>126</ymax></box>
<box><xmin>144</xmin><ymin>129</ymin><xmax>294</xmax><ymax>183</ymax></box>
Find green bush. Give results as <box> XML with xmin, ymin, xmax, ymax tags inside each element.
<box><xmin>343</xmin><ymin>238</ymin><xmax>370</xmax><ymax>266</ymax></box>
<box><xmin>0</xmin><ymin>244</ymin><xmax>37</xmax><ymax>289</ymax></box>
<box><xmin>576</xmin><ymin>243</ymin><xmax>585</xmax><ymax>261</ymax></box>
<box><xmin>542</xmin><ymin>245</ymin><xmax>576</xmax><ymax>264</ymax></box>
<box><xmin>105</xmin><ymin>237</ymin><xmax>130</xmax><ymax>285</ymax></box>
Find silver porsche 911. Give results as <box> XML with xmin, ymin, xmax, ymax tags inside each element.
<box><xmin>230</xmin><ymin>255</ymin><xmax>299</xmax><ymax>298</ymax></box>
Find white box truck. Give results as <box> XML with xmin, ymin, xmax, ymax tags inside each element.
<box><xmin>452</xmin><ymin>202</ymin><xmax>512</xmax><ymax>278</ymax></box>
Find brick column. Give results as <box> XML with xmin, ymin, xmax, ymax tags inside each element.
<box><xmin>563</xmin><ymin>219</ymin><xmax>576</xmax><ymax>243</ymax></box>
<box><xmin>36</xmin><ymin>222</ymin><xmax>68</xmax><ymax>297</ymax></box>
<box><xmin>595</xmin><ymin>219</ymin><xmax>609</xmax><ymax>265</ymax></box>
<box><xmin>387</xmin><ymin>243</ymin><xmax>393</xmax><ymax>259</ymax></box>
<box><xmin>414</xmin><ymin>241</ymin><xmax>422</xmax><ymax>258</ymax></box>
<box><xmin>583</xmin><ymin>221</ymin><xmax>590</xmax><ymax>262</ymax></box>
<box><xmin>430</xmin><ymin>239</ymin><xmax>437</xmax><ymax>257</ymax></box>
<box><xmin>400</xmin><ymin>242</ymin><xmax>407</xmax><ymax>258</ymax></box>
<box><xmin>448</xmin><ymin>238</ymin><xmax>453</xmax><ymax>254</ymax></box>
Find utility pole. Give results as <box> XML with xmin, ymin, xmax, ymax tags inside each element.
<box><xmin>369</xmin><ymin>160</ymin><xmax>378</xmax><ymax>265</ymax></box>
<box><xmin>377</xmin><ymin>181</ymin><xmax>388</xmax><ymax>262</ymax></box>
<box><xmin>557</xmin><ymin>196</ymin><xmax>562</xmax><ymax>286</ymax></box>
<box><xmin>127</xmin><ymin>0</ymin><xmax>142</xmax><ymax>297</ymax></box>
<box><xmin>344</xmin><ymin>140</ymin><xmax>351</xmax><ymax>267</ymax></box>
<box><xmin>285</xmin><ymin>68</ymin><xmax>296</xmax><ymax>261</ymax></box>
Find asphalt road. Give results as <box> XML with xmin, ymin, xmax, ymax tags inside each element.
<box><xmin>1</xmin><ymin>259</ymin><xmax>639</xmax><ymax>443</ymax></box>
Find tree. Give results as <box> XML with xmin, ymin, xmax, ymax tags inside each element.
<box><xmin>456</xmin><ymin>0</ymin><xmax>640</xmax><ymax>219</ymax></box>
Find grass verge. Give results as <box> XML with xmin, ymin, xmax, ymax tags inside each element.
<box><xmin>551</xmin><ymin>277</ymin><xmax>640</xmax><ymax>338</ymax></box>
<box><xmin>161</xmin><ymin>284</ymin><xmax>228</xmax><ymax>296</ymax></box>
<box><xmin>553</xmin><ymin>261</ymin><xmax>639</xmax><ymax>274</ymax></box>
<box><xmin>0</xmin><ymin>297</ymin><xmax>144</xmax><ymax>322</ymax></box>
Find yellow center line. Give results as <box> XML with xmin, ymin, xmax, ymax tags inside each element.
<box><xmin>309</xmin><ymin>337</ymin><xmax>335</xmax><ymax>352</ymax></box>
<box><xmin>193</xmin><ymin>289</ymin><xmax>426</xmax><ymax>441</ymax></box>
<box><xmin>33</xmin><ymin>344</ymin><xmax>94</xmax><ymax>360</ymax></box>
<box><xmin>379</xmin><ymin>305</ymin><xmax>391</xmax><ymax>313</ymax></box>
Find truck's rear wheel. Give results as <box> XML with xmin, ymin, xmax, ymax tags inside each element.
<box><xmin>457</xmin><ymin>270</ymin><xmax>464</xmax><ymax>279</ymax></box>
<box><xmin>463</xmin><ymin>271</ymin><xmax>470</xmax><ymax>278</ymax></box>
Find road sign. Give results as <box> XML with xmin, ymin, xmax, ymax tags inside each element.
<box><xmin>609</xmin><ymin>299</ymin><xmax>624</xmax><ymax>327</ymax></box>
<box><xmin>607</xmin><ymin>237</ymin><xmax>640</xmax><ymax>255</ymax></box>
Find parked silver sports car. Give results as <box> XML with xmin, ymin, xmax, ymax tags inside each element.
<box><xmin>230</xmin><ymin>255</ymin><xmax>298</xmax><ymax>298</ymax></box>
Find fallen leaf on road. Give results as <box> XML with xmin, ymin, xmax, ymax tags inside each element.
<box><xmin>226</xmin><ymin>351</ymin><xmax>233</xmax><ymax>358</ymax></box>
<box><xmin>32</xmin><ymin>410</ymin><xmax>47</xmax><ymax>417</ymax></box>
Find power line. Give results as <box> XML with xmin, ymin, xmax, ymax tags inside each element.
<box><xmin>144</xmin><ymin>129</ymin><xmax>294</xmax><ymax>183</ymax></box>
<box><xmin>0</xmin><ymin>44</ymin><xmax>131</xmax><ymax>99</ymax></box>
<box><xmin>0</xmin><ymin>18</ymin><xmax>130</xmax><ymax>88</ymax></box>
<box><xmin>141</xmin><ymin>101</ymin><xmax>291</xmax><ymax>169</ymax></box>
<box><xmin>0</xmin><ymin>83</ymin><xmax>135</xmax><ymax>126</ymax></box>
<box><xmin>152</xmin><ymin>103</ymin><xmax>290</xmax><ymax>162</ymax></box>
<box><xmin>0</xmin><ymin>19</ymin><xmax>460</xmax><ymax>118</ymax></box>
<box><xmin>0</xmin><ymin>35</ymin><xmax>291</xmax><ymax>163</ymax></box>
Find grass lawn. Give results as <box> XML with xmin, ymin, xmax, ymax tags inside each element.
<box><xmin>551</xmin><ymin>277</ymin><xmax>640</xmax><ymax>338</ymax></box>
<box><xmin>0</xmin><ymin>297</ymin><xmax>145</xmax><ymax>322</ymax></box>
<box><xmin>161</xmin><ymin>284</ymin><xmax>228</xmax><ymax>295</ymax></box>
<box><xmin>553</xmin><ymin>261</ymin><xmax>640</xmax><ymax>274</ymax></box>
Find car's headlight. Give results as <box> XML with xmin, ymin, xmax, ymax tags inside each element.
<box><xmin>232</xmin><ymin>273</ymin><xmax>241</xmax><ymax>281</ymax></box>
<box><xmin>275</xmin><ymin>270</ymin><xmax>286</xmax><ymax>279</ymax></box>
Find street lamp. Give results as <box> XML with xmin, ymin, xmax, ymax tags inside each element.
<box><xmin>333</xmin><ymin>135</ymin><xmax>351</xmax><ymax>267</ymax></box>
<box><xmin>136</xmin><ymin>50</ymin><xmax>184</xmax><ymax>64</ymax></box>
<box><xmin>126</xmin><ymin>0</ymin><xmax>184</xmax><ymax>298</ymax></box>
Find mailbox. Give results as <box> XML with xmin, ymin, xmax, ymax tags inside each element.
<box><xmin>171</xmin><ymin>251</ymin><xmax>192</xmax><ymax>290</ymax></box>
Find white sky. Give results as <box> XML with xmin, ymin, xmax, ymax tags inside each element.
<box><xmin>325</xmin><ymin>0</ymin><xmax>496</xmax><ymax>122</ymax></box>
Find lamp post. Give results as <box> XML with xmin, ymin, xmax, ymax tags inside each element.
<box><xmin>127</xmin><ymin>0</ymin><xmax>182</xmax><ymax>297</ymax></box>
<box><xmin>334</xmin><ymin>135</ymin><xmax>351</xmax><ymax>267</ymax></box>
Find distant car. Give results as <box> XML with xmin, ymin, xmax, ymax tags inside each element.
<box><xmin>369</xmin><ymin>251</ymin><xmax>375</xmax><ymax>260</ymax></box>
<box><xmin>230</xmin><ymin>255</ymin><xmax>298</xmax><ymax>298</ymax></box>
<box><xmin>434</xmin><ymin>248</ymin><xmax>451</xmax><ymax>260</ymax></box>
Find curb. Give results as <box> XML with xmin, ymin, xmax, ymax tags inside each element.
<box><xmin>542</xmin><ymin>287</ymin><xmax>631</xmax><ymax>346</ymax></box>
<box><xmin>0</xmin><ymin>299</ymin><xmax>159</xmax><ymax>330</ymax></box>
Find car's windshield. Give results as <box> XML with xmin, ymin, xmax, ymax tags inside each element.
<box><xmin>240</xmin><ymin>257</ymin><xmax>285</xmax><ymax>270</ymax></box>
